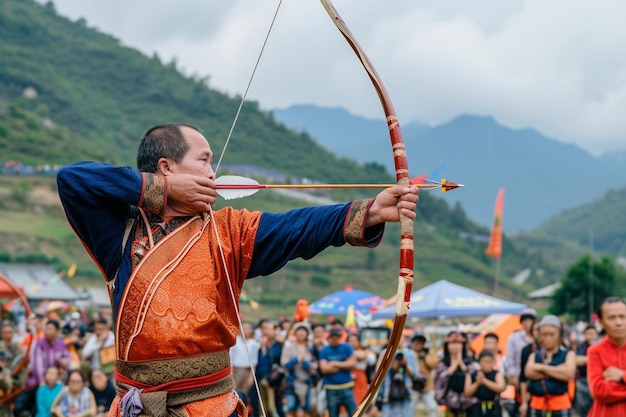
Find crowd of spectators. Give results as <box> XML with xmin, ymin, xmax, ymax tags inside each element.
<box><xmin>0</xmin><ymin>297</ymin><xmax>623</xmax><ymax>417</ymax></box>
<box><xmin>0</xmin><ymin>310</ymin><xmax>115</xmax><ymax>417</ymax></box>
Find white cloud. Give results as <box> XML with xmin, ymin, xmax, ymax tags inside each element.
<box><xmin>42</xmin><ymin>0</ymin><xmax>626</xmax><ymax>154</ymax></box>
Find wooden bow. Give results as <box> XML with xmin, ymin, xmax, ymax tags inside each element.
<box><xmin>319</xmin><ymin>1</ymin><xmax>415</xmax><ymax>415</ymax></box>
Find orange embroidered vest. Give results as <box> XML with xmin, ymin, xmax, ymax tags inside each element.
<box><xmin>115</xmin><ymin>209</ymin><xmax>260</xmax><ymax>362</ymax></box>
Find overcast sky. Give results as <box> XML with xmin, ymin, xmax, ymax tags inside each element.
<box><xmin>41</xmin><ymin>0</ymin><xmax>626</xmax><ymax>156</ymax></box>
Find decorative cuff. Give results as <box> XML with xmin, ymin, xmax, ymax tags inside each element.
<box><xmin>344</xmin><ymin>199</ymin><xmax>384</xmax><ymax>247</ymax></box>
<box><xmin>140</xmin><ymin>173</ymin><xmax>166</xmax><ymax>215</ymax></box>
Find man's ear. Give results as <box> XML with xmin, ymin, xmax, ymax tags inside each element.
<box><xmin>156</xmin><ymin>158</ymin><xmax>174</xmax><ymax>175</ymax></box>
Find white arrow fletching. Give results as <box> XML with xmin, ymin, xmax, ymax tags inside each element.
<box><xmin>215</xmin><ymin>175</ymin><xmax>262</xmax><ymax>200</ymax></box>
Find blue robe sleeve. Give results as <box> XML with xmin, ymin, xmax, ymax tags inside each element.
<box><xmin>56</xmin><ymin>161</ymin><xmax>143</xmax><ymax>280</ymax></box>
<box><xmin>248</xmin><ymin>204</ymin><xmax>384</xmax><ymax>278</ymax></box>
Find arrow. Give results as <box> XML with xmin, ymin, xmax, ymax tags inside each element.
<box><xmin>214</xmin><ymin>175</ymin><xmax>463</xmax><ymax>200</ymax></box>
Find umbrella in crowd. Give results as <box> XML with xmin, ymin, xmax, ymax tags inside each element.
<box><xmin>309</xmin><ymin>286</ymin><xmax>384</xmax><ymax>315</ymax></box>
<box><xmin>372</xmin><ymin>279</ymin><xmax>526</xmax><ymax>319</ymax></box>
<box><xmin>35</xmin><ymin>300</ymin><xmax>71</xmax><ymax>315</ymax></box>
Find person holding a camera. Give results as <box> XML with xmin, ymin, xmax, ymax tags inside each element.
<box><xmin>376</xmin><ymin>351</ymin><xmax>414</xmax><ymax>417</ymax></box>
<box><xmin>407</xmin><ymin>332</ymin><xmax>440</xmax><ymax>417</ymax></box>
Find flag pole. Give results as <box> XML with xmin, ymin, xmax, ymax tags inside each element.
<box><xmin>493</xmin><ymin>256</ymin><xmax>501</xmax><ymax>294</ymax></box>
<box><xmin>485</xmin><ymin>188</ymin><xmax>505</xmax><ymax>295</ymax></box>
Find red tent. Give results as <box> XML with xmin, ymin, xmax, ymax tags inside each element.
<box><xmin>0</xmin><ymin>273</ymin><xmax>33</xmax><ymax>404</ymax></box>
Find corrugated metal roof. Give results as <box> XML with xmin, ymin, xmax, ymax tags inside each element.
<box><xmin>0</xmin><ymin>262</ymin><xmax>85</xmax><ymax>301</ymax></box>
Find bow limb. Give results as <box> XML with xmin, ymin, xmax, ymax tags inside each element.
<box><xmin>319</xmin><ymin>1</ymin><xmax>414</xmax><ymax>415</ymax></box>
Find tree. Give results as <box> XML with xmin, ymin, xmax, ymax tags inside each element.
<box><xmin>550</xmin><ymin>255</ymin><xmax>618</xmax><ymax>321</ymax></box>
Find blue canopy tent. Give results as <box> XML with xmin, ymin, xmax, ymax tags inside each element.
<box><xmin>309</xmin><ymin>287</ymin><xmax>384</xmax><ymax>315</ymax></box>
<box><xmin>372</xmin><ymin>280</ymin><xmax>526</xmax><ymax>319</ymax></box>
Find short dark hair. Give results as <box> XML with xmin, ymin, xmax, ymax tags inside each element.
<box><xmin>584</xmin><ymin>325</ymin><xmax>598</xmax><ymax>333</ymax></box>
<box><xmin>597</xmin><ymin>297</ymin><xmax>626</xmax><ymax>320</ymax></box>
<box><xmin>330</xmin><ymin>318</ymin><xmax>344</xmax><ymax>326</ymax></box>
<box><xmin>137</xmin><ymin>123</ymin><xmax>201</xmax><ymax>172</ymax></box>
<box><xmin>311</xmin><ymin>323</ymin><xmax>326</xmax><ymax>332</ymax></box>
<box><xmin>484</xmin><ymin>332</ymin><xmax>499</xmax><ymax>342</ymax></box>
<box><xmin>95</xmin><ymin>318</ymin><xmax>109</xmax><ymax>326</ymax></box>
<box><xmin>46</xmin><ymin>319</ymin><xmax>60</xmax><ymax>330</ymax></box>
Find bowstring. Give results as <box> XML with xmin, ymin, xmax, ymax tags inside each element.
<box><xmin>214</xmin><ymin>0</ymin><xmax>284</xmax><ymax>176</ymax></box>
<box><xmin>210</xmin><ymin>1</ymin><xmax>284</xmax><ymax>416</ymax></box>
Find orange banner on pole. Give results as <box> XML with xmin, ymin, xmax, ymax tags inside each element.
<box><xmin>485</xmin><ymin>188</ymin><xmax>504</xmax><ymax>258</ymax></box>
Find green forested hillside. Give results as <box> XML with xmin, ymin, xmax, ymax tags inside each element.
<box><xmin>0</xmin><ymin>0</ymin><xmax>565</xmax><ymax>316</ymax></box>
<box><xmin>513</xmin><ymin>187</ymin><xmax>626</xmax><ymax>267</ymax></box>
<box><xmin>0</xmin><ymin>0</ymin><xmax>380</xmax><ymax>186</ymax></box>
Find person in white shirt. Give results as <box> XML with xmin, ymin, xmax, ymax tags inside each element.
<box><xmin>81</xmin><ymin>318</ymin><xmax>115</xmax><ymax>374</ymax></box>
<box><xmin>230</xmin><ymin>321</ymin><xmax>261</xmax><ymax>395</ymax></box>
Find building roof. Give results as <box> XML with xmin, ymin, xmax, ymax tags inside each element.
<box><xmin>527</xmin><ymin>282</ymin><xmax>561</xmax><ymax>299</ymax></box>
<box><xmin>0</xmin><ymin>262</ymin><xmax>85</xmax><ymax>301</ymax></box>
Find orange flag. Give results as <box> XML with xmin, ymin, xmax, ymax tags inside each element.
<box><xmin>485</xmin><ymin>188</ymin><xmax>504</xmax><ymax>258</ymax></box>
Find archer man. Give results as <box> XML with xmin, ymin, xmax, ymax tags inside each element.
<box><xmin>57</xmin><ymin>123</ymin><xmax>419</xmax><ymax>417</ymax></box>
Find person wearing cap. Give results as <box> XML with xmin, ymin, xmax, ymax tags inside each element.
<box><xmin>319</xmin><ymin>327</ymin><xmax>357</xmax><ymax>417</ymax></box>
<box><xmin>525</xmin><ymin>315</ymin><xmax>576</xmax><ymax>417</ymax></box>
<box><xmin>587</xmin><ymin>297</ymin><xmax>626</xmax><ymax>417</ymax></box>
<box><xmin>281</xmin><ymin>321</ymin><xmax>317</xmax><ymax>417</ymax></box>
<box><xmin>505</xmin><ymin>308</ymin><xmax>537</xmax><ymax>416</ymax></box>
<box><xmin>435</xmin><ymin>331</ymin><xmax>478</xmax><ymax>416</ymax></box>
<box><xmin>408</xmin><ymin>332</ymin><xmax>440</xmax><ymax>417</ymax></box>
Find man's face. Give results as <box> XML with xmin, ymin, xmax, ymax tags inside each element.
<box><xmin>313</xmin><ymin>326</ymin><xmax>325</xmax><ymax>340</ymax></box>
<box><xmin>538</xmin><ymin>326</ymin><xmax>560</xmax><ymax>350</ymax></box>
<box><xmin>94</xmin><ymin>322</ymin><xmax>108</xmax><ymax>337</ymax></box>
<box><xmin>44</xmin><ymin>323</ymin><xmax>59</xmax><ymax>342</ymax></box>
<box><xmin>584</xmin><ymin>327</ymin><xmax>599</xmax><ymax>343</ymax></box>
<box><xmin>411</xmin><ymin>338</ymin><xmax>425</xmax><ymax>352</ymax></box>
<box><xmin>261</xmin><ymin>322</ymin><xmax>276</xmax><ymax>339</ymax></box>
<box><xmin>522</xmin><ymin>317</ymin><xmax>535</xmax><ymax>333</ymax></box>
<box><xmin>1</xmin><ymin>326</ymin><xmax>13</xmax><ymax>344</ymax></box>
<box><xmin>171</xmin><ymin>127</ymin><xmax>215</xmax><ymax>179</ymax></box>
<box><xmin>328</xmin><ymin>335</ymin><xmax>341</xmax><ymax>346</ymax></box>
<box><xmin>600</xmin><ymin>302</ymin><xmax>626</xmax><ymax>340</ymax></box>
<box><xmin>483</xmin><ymin>337</ymin><xmax>498</xmax><ymax>354</ymax></box>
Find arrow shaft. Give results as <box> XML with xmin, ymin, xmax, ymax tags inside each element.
<box><xmin>215</xmin><ymin>183</ymin><xmax>443</xmax><ymax>190</ymax></box>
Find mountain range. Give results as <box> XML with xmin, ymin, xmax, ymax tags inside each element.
<box><xmin>273</xmin><ymin>105</ymin><xmax>626</xmax><ymax>231</ymax></box>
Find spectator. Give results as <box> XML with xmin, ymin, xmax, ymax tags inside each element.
<box><xmin>435</xmin><ymin>331</ymin><xmax>477</xmax><ymax>416</ymax></box>
<box><xmin>64</xmin><ymin>327</ymin><xmax>83</xmax><ymax>371</ymax></box>
<box><xmin>81</xmin><ymin>319</ymin><xmax>115</xmax><ymax>375</ymax></box>
<box><xmin>62</xmin><ymin>312</ymin><xmax>85</xmax><ymax>339</ymax></box>
<box><xmin>230</xmin><ymin>322</ymin><xmax>260</xmax><ymax>396</ymax></box>
<box><xmin>310</xmin><ymin>323</ymin><xmax>328</xmax><ymax>417</ymax></box>
<box><xmin>0</xmin><ymin>352</ymin><xmax>12</xmax><ymax>417</ymax></box>
<box><xmin>35</xmin><ymin>366</ymin><xmax>63</xmax><ymax>417</ymax></box>
<box><xmin>464</xmin><ymin>350</ymin><xmax>506</xmax><ymax>417</ymax></box>
<box><xmin>347</xmin><ymin>333</ymin><xmax>370</xmax><ymax>405</ymax></box>
<box><xmin>88</xmin><ymin>369</ymin><xmax>116</xmax><ymax>417</ymax></box>
<box><xmin>518</xmin><ymin>321</ymin><xmax>540</xmax><ymax>417</ymax></box>
<box><xmin>319</xmin><ymin>328</ymin><xmax>357</xmax><ymax>417</ymax></box>
<box><xmin>0</xmin><ymin>322</ymin><xmax>22</xmax><ymax>370</ymax></box>
<box><xmin>505</xmin><ymin>308</ymin><xmax>537</xmax><ymax>417</ymax></box>
<box><xmin>378</xmin><ymin>351</ymin><xmax>413</xmax><ymax>417</ymax></box>
<box><xmin>573</xmin><ymin>325</ymin><xmax>599</xmax><ymax>417</ymax></box>
<box><xmin>14</xmin><ymin>319</ymin><xmax>70</xmax><ymax>417</ymax></box>
<box><xmin>525</xmin><ymin>315</ymin><xmax>576</xmax><ymax>417</ymax></box>
<box><xmin>408</xmin><ymin>332</ymin><xmax>440</xmax><ymax>417</ymax></box>
<box><xmin>51</xmin><ymin>369</ymin><xmax>96</xmax><ymax>417</ymax></box>
<box><xmin>251</xmin><ymin>320</ymin><xmax>284</xmax><ymax>417</ymax></box>
<box><xmin>587</xmin><ymin>297</ymin><xmax>626</xmax><ymax>417</ymax></box>
<box><xmin>19</xmin><ymin>313</ymin><xmax>45</xmax><ymax>351</ymax></box>
<box><xmin>281</xmin><ymin>322</ymin><xmax>317</xmax><ymax>417</ymax></box>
